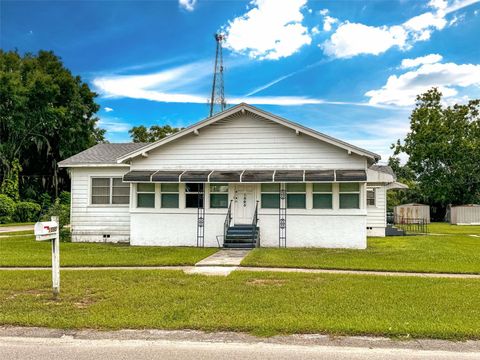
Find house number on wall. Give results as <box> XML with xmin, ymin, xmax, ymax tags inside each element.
<box><xmin>243</xmin><ymin>193</ymin><xmax>247</xmax><ymax>207</ymax></box>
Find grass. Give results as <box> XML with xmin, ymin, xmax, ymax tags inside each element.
<box><xmin>428</xmin><ymin>222</ymin><xmax>480</xmax><ymax>235</ymax></box>
<box><xmin>0</xmin><ymin>222</ymin><xmax>35</xmax><ymax>227</ymax></box>
<box><xmin>0</xmin><ymin>234</ymin><xmax>217</xmax><ymax>267</ymax></box>
<box><xmin>242</xmin><ymin>223</ymin><xmax>480</xmax><ymax>274</ymax></box>
<box><xmin>0</xmin><ymin>270</ymin><xmax>479</xmax><ymax>340</ymax></box>
<box><xmin>0</xmin><ymin>230</ymin><xmax>34</xmax><ymax>236</ymax></box>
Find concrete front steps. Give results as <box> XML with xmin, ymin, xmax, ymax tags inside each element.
<box><xmin>223</xmin><ymin>225</ymin><xmax>259</xmax><ymax>248</ymax></box>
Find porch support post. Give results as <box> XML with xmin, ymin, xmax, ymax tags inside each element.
<box><xmin>279</xmin><ymin>183</ymin><xmax>287</xmax><ymax>248</ymax></box>
<box><xmin>196</xmin><ymin>183</ymin><xmax>205</xmax><ymax>247</ymax></box>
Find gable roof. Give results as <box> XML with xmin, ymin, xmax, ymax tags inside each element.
<box><xmin>116</xmin><ymin>103</ymin><xmax>381</xmax><ymax>164</ymax></box>
<box><xmin>58</xmin><ymin>143</ymin><xmax>149</xmax><ymax>167</ymax></box>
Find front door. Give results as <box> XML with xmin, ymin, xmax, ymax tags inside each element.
<box><xmin>234</xmin><ymin>184</ymin><xmax>256</xmax><ymax>224</ymax></box>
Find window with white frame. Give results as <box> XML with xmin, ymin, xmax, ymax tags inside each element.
<box><xmin>261</xmin><ymin>183</ymin><xmax>280</xmax><ymax>209</ymax></box>
<box><xmin>210</xmin><ymin>184</ymin><xmax>229</xmax><ymax>208</ymax></box>
<box><xmin>137</xmin><ymin>183</ymin><xmax>155</xmax><ymax>208</ymax></box>
<box><xmin>312</xmin><ymin>183</ymin><xmax>333</xmax><ymax>209</ymax></box>
<box><xmin>286</xmin><ymin>183</ymin><xmax>306</xmax><ymax>209</ymax></box>
<box><xmin>91</xmin><ymin>177</ymin><xmax>129</xmax><ymax>205</ymax></box>
<box><xmin>160</xmin><ymin>183</ymin><xmax>179</xmax><ymax>208</ymax></box>
<box><xmin>367</xmin><ymin>187</ymin><xmax>376</xmax><ymax>206</ymax></box>
<box><xmin>185</xmin><ymin>183</ymin><xmax>204</xmax><ymax>208</ymax></box>
<box><xmin>339</xmin><ymin>183</ymin><xmax>360</xmax><ymax>209</ymax></box>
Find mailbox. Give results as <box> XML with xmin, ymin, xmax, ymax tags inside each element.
<box><xmin>34</xmin><ymin>221</ymin><xmax>59</xmax><ymax>241</ymax></box>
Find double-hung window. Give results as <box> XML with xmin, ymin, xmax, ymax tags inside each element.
<box><xmin>286</xmin><ymin>183</ymin><xmax>306</xmax><ymax>209</ymax></box>
<box><xmin>137</xmin><ymin>183</ymin><xmax>155</xmax><ymax>208</ymax></box>
<box><xmin>185</xmin><ymin>183</ymin><xmax>204</xmax><ymax>208</ymax></box>
<box><xmin>339</xmin><ymin>183</ymin><xmax>360</xmax><ymax>209</ymax></box>
<box><xmin>91</xmin><ymin>177</ymin><xmax>130</xmax><ymax>205</ymax></box>
<box><xmin>261</xmin><ymin>184</ymin><xmax>279</xmax><ymax>209</ymax></box>
<box><xmin>210</xmin><ymin>184</ymin><xmax>229</xmax><ymax>208</ymax></box>
<box><xmin>312</xmin><ymin>183</ymin><xmax>333</xmax><ymax>209</ymax></box>
<box><xmin>161</xmin><ymin>184</ymin><xmax>179</xmax><ymax>208</ymax></box>
<box><xmin>367</xmin><ymin>187</ymin><xmax>376</xmax><ymax>206</ymax></box>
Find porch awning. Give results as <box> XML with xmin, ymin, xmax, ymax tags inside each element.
<box><xmin>123</xmin><ymin>169</ymin><xmax>367</xmax><ymax>183</ymax></box>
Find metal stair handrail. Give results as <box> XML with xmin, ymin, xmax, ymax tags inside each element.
<box><xmin>223</xmin><ymin>200</ymin><xmax>233</xmax><ymax>244</ymax></box>
<box><xmin>252</xmin><ymin>200</ymin><xmax>259</xmax><ymax>247</ymax></box>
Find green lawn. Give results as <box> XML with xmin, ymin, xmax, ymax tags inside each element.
<box><xmin>0</xmin><ymin>222</ymin><xmax>35</xmax><ymax>227</ymax></box>
<box><xmin>428</xmin><ymin>222</ymin><xmax>480</xmax><ymax>235</ymax></box>
<box><xmin>0</xmin><ymin>235</ymin><xmax>217</xmax><ymax>267</ymax></box>
<box><xmin>0</xmin><ymin>270</ymin><xmax>479</xmax><ymax>340</ymax></box>
<box><xmin>242</xmin><ymin>223</ymin><xmax>480</xmax><ymax>274</ymax></box>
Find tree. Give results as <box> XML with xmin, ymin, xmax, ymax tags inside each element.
<box><xmin>129</xmin><ymin>125</ymin><xmax>182</xmax><ymax>143</ymax></box>
<box><xmin>0</xmin><ymin>50</ymin><xmax>105</xmax><ymax>199</ymax></box>
<box><xmin>393</xmin><ymin>88</ymin><xmax>480</xmax><ymax>211</ymax></box>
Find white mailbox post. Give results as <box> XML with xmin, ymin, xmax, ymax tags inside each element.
<box><xmin>34</xmin><ymin>217</ymin><xmax>60</xmax><ymax>296</ymax></box>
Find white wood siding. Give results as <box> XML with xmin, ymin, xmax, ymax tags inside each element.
<box><xmin>367</xmin><ymin>185</ymin><xmax>386</xmax><ymax>235</ymax></box>
<box><xmin>131</xmin><ymin>114</ymin><xmax>366</xmax><ymax>170</ymax></box>
<box><xmin>70</xmin><ymin>167</ymin><xmax>131</xmax><ymax>243</ymax></box>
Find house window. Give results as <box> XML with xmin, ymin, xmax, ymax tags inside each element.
<box><xmin>339</xmin><ymin>183</ymin><xmax>360</xmax><ymax>209</ymax></box>
<box><xmin>261</xmin><ymin>183</ymin><xmax>279</xmax><ymax>209</ymax></box>
<box><xmin>210</xmin><ymin>184</ymin><xmax>229</xmax><ymax>208</ymax></box>
<box><xmin>161</xmin><ymin>184</ymin><xmax>179</xmax><ymax>208</ymax></box>
<box><xmin>185</xmin><ymin>183</ymin><xmax>204</xmax><ymax>208</ymax></box>
<box><xmin>137</xmin><ymin>183</ymin><xmax>155</xmax><ymax>208</ymax></box>
<box><xmin>367</xmin><ymin>188</ymin><xmax>376</xmax><ymax>206</ymax></box>
<box><xmin>313</xmin><ymin>183</ymin><xmax>332</xmax><ymax>209</ymax></box>
<box><xmin>91</xmin><ymin>177</ymin><xmax>129</xmax><ymax>205</ymax></box>
<box><xmin>286</xmin><ymin>183</ymin><xmax>306</xmax><ymax>209</ymax></box>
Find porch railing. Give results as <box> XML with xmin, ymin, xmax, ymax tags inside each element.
<box><xmin>223</xmin><ymin>200</ymin><xmax>233</xmax><ymax>244</ymax></box>
<box><xmin>394</xmin><ymin>216</ymin><xmax>428</xmax><ymax>235</ymax></box>
<box><xmin>252</xmin><ymin>200</ymin><xmax>259</xmax><ymax>247</ymax></box>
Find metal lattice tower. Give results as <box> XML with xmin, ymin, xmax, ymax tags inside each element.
<box><xmin>209</xmin><ymin>33</ymin><xmax>226</xmax><ymax>117</ymax></box>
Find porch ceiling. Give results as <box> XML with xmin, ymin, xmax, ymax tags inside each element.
<box><xmin>122</xmin><ymin>169</ymin><xmax>367</xmax><ymax>183</ymax></box>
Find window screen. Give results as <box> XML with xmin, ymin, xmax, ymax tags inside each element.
<box><xmin>339</xmin><ymin>183</ymin><xmax>360</xmax><ymax>209</ymax></box>
<box><xmin>261</xmin><ymin>183</ymin><xmax>279</xmax><ymax>209</ymax></box>
<box><xmin>286</xmin><ymin>183</ymin><xmax>306</xmax><ymax>209</ymax></box>
<box><xmin>313</xmin><ymin>183</ymin><xmax>332</xmax><ymax>209</ymax></box>
<box><xmin>137</xmin><ymin>183</ymin><xmax>155</xmax><ymax>208</ymax></box>
<box><xmin>92</xmin><ymin>177</ymin><xmax>129</xmax><ymax>205</ymax></box>
<box><xmin>185</xmin><ymin>183</ymin><xmax>204</xmax><ymax>208</ymax></box>
<box><xmin>210</xmin><ymin>184</ymin><xmax>228</xmax><ymax>208</ymax></box>
<box><xmin>367</xmin><ymin>188</ymin><xmax>376</xmax><ymax>206</ymax></box>
<box><xmin>161</xmin><ymin>183</ymin><xmax>179</xmax><ymax>208</ymax></box>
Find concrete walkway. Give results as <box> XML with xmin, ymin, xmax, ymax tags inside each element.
<box><xmin>1</xmin><ymin>265</ymin><xmax>479</xmax><ymax>279</ymax></box>
<box><xmin>0</xmin><ymin>224</ymin><xmax>33</xmax><ymax>233</ymax></box>
<box><xmin>195</xmin><ymin>249</ymin><xmax>250</xmax><ymax>266</ymax></box>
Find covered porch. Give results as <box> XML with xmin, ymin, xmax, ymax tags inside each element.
<box><xmin>123</xmin><ymin>169</ymin><xmax>368</xmax><ymax>249</ymax></box>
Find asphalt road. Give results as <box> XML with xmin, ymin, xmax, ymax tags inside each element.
<box><xmin>1</xmin><ymin>336</ymin><xmax>479</xmax><ymax>360</ymax></box>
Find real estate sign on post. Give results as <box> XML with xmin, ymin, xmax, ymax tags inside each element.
<box><xmin>34</xmin><ymin>217</ymin><xmax>60</xmax><ymax>296</ymax></box>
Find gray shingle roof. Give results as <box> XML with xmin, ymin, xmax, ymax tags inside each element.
<box><xmin>369</xmin><ymin>164</ymin><xmax>395</xmax><ymax>179</ymax></box>
<box><xmin>58</xmin><ymin>143</ymin><xmax>149</xmax><ymax>167</ymax></box>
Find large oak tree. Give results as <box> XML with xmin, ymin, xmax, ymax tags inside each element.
<box><xmin>0</xmin><ymin>50</ymin><xmax>105</xmax><ymax>199</ymax></box>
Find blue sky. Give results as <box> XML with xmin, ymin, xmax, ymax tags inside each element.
<box><xmin>2</xmin><ymin>0</ymin><xmax>480</xmax><ymax>162</ymax></box>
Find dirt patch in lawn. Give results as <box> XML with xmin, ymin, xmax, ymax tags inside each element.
<box><xmin>246</xmin><ymin>279</ymin><xmax>287</xmax><ymax>286</ymax></box>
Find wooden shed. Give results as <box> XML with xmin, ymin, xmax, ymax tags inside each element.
<box><xmin>394</xmin><ymin>203</ymin><xmax>430</xmax><ymax>224</ymax></box>
<box><xmin>450</xmin><ymin>205</ymin><xmax>480</xmax><ymax>225</ymax></box>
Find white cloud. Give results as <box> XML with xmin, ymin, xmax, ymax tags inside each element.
<box><xmin>104</xmin><ymin>107</ymin><xmax>114</xmax><ymax>112</ymax></box>
<box><xmin>323</xmin><ymin>15</ymin><xmax>338</xmax><ymax>31</ymax></box>
<box><xmin>178</xmin><ymin>0</ymin><xmax>197</xmax><ymax>12</ymax></box>
<box><xmin>311</xmin><ymin>26</ymin><xmax>320</xmax><ymax>35</ymax></box>
<box><xmin>400</xmin><ymin>53</ymin><xmax>443</xmax><ymax>68</ymax></box>
<box><xmin>323</xmin><ymin>23</ymin><xmax>408</xmax><ymax>58</ymax></box>
<box><xmin>98</xmin><ymin>118</ymin><xmax>131</xmax><ymax>133</ymax></box>
<box><xmin>365</xmin><ymin>61</ymin><xmax>480</xmax><ymax>106</ymax></box>
<box><xmin>222</xmin><ymin>0</ymin><xmax>311</xmax><ymax>60</ymax></box>
<box><xmin>321</xmin><ymin>0</ymin><xmax>479</xmax><ymax>58</ymax></box>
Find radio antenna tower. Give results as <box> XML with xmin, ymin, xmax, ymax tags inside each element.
<box><xmin>209</xmin><ymin>33</ymin><xmax>226</xmax><ymax>117</ymax></box>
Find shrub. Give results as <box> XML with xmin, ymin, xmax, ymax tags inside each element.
<box><xmin>39</xmin><ymin>193</ymin><xmax>52</xmax><ymax>212</ymax></box>
<box><xmin>42</xmin><ymin>198</ymin><xmax>71</xmax><ymax>241</ymax></box>
<box><xmin>0</xmin><ymin>194</ymin><xmax>16</xmax><ymax>223</ymax></box>
<box><xmin>59</xmin><ymin>191</ymin><xmax>71</xmax><ymax>205</ymax></box>
<box><xmin>14</xmin><ymin>201</ymin><xmax>41</xmax><ymax>222</ymax></box>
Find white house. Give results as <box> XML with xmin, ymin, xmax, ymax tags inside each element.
<box><xmin>59</xmin><ymin>103</ymin><xmax>398</xmax><ymax>249</ymax></box>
